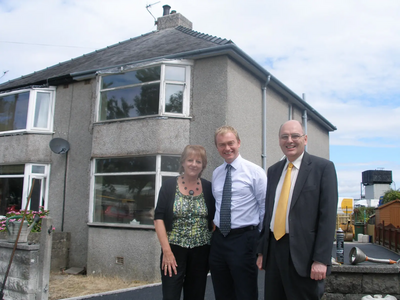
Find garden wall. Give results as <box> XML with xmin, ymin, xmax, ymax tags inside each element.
<box><xmin>0</xmin><ymin>231</ymin><xmax>70</xmax><ymax>271</ymax></box>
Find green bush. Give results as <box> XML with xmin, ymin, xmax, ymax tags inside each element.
<box><xmin>382</xmin><ymin>189</ymin><xmax>400</xmax><ymax>204</ymax></box>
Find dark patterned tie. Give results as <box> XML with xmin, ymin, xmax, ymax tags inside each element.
<box><xmin>220</xmin><ymin>164</ymin><xmax>232</xmax><ymax>237</ymax></box>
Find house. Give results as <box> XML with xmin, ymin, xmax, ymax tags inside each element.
<box><xmin>0</xmin><ymin>6</ymin><xmax>336</xmax><ymax>281</ymax></box>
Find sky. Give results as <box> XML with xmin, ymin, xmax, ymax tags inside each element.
<box><xmin>1</xmin><ymin>0</ymin><xmax>399</xmax><ymax>200</ymax></box>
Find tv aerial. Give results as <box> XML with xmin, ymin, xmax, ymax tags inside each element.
<box><xmin>49</xmin><ymin>138</ymin><xmax>70</xmax><ymax>154</ymax></box>
<box><xmin>146</xmin><ymin>1</ymin><xmax>160</xmax><ymax>25</ymax></box>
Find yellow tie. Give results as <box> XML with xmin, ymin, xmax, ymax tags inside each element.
<box><xmin>274</xmin><ymin>162</ymin><xmax>294</xmax><ymax>240</ymax></box>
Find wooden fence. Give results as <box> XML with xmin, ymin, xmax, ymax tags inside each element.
<box><xmin>375</xmin><ymin>221</ymin><xmax>400</xmax><ymax>253</ymax></box>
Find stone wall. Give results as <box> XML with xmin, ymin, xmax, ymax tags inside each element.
<box><xmin>0</xmin><ymin>242</ymin><xmax>40</xmax><ymax>300</ymax></box>
<box><xmin>324</xmin><ymin>264</ymin><xmax>400</xmax><ymax>299</ymax></box>
<box><xmin>0</xmin><ymin>232</ymin><xmax>70</xmax><ymax>271</ymax></box>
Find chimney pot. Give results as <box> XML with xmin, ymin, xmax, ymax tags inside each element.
<box><xmin>163</xmin><ymin>5</ymin><xmax>171</xmax><ymax>16</ymax></box>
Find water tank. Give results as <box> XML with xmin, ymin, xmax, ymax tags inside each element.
<box><xmin>362</xmin><ymin>170</ymin><xmax>392</xmax><ymax>186</ymax></box>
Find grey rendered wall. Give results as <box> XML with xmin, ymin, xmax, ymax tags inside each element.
<box><xmin>190</xmin><ymin>56</ymin><xmax>229</xmax><ymax>180</ymax></box>
<box><xmin>48</xmin><ymin>80</ymin><xmax>94</xmax><ymax>268</ymax></box>
<box><xmin>190</xmin><ymin>56</ymin><xmax>265</xmax><ymax>178</ymax></box>
<box><xmin>91</xmin><ymin>118</ymin><xmax>190</xmax><ymax>157</ymax></box>
<box><xmin>87</xmin><ymin>226</ymin><xmax>161</xmax><ymax>282</ymax></box>
<box><xmin>292</xmin><ymin>106</ymin><xmax>330</xmax><ymax>159</ymax></box>
<box><xmin>304</xmin><ymin>119</ymin><xmax>330</xmax><ymax>159</ymax></box>
<box><xmin>0</xmin><ymin>134</ymin><xmax>52</xmax><ymax>164</ymax></box>
<box><xmin>265</xmin><ymin>87</ymin><xmax>291</xmax><ymax>167</ymax></box>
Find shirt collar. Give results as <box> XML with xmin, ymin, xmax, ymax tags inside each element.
<box><xmin>285</xmin><ymin>152</ymin><xmax>304</xmax><ymax>170</ymax></box>
<box><xmin>224</xmin><ymin>154</ymin><xmax>242</xmax><ymax>170</ymax></box>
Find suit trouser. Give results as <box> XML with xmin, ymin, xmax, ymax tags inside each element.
<box><xmin>160</xmin><ymin>244</ymin><xmax>210</xmax><ymax>300</ymax></box>
<box><xmin>209</xmin><ymin>227</ymin><xmax>259</xmax><ymax>300</ymax></box>
<box><xmin>264</xmin><ymin>232</ymin><xmax>324</xmax><ymax>300</ymax></box>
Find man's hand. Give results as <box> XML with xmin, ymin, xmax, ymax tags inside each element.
<box><xmin>256</xmin><ymin>254</ymin><xmax>263</xmax><ymax>270</ymax></box>
<box><xmin>310</xmin><ymin>261</ymin><xmax>327</xmax><ymax>280</ymax></box>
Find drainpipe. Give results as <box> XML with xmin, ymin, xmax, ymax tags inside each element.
<box><xmin>262</xmin><ymin>75</ymin><xmax>271</xmax><ymax>171</ymax></box>
<box><xmin>302</xmin><ymin>93</ymin><xmax>308</xmax><ymax>152</ymax></box>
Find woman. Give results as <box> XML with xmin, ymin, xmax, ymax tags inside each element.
<box><xmin>154</xmin><ymin>145</ymin><xmax>215</xmax><ymax>300</ymax></box>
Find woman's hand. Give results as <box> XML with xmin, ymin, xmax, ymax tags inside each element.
<box><xmin>162</xmin><ymin>249</ymin><xmax>178</xmax><ymax>277</ymax></box>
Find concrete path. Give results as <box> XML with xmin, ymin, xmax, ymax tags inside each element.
<box><xmin>62</xmin><ymin>242</ymin><xmax>400</xmax><ymax>300</ymax></box>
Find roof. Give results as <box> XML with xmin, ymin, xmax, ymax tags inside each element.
<box><xmin>0</xmin><ymin>25</ymin><xmax>336</xmax><ymax>131</ymax></box>
<box><xmin>0</xmin><ymin>26</ymin><xmax>232</xmax><ymax>91</ymax></box>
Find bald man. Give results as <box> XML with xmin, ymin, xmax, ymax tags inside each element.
<box><xmin>257</xmin><ymin>120</ymin><xmax>338</xmax><ymax>299</ymax></box>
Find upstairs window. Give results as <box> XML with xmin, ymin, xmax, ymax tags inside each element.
<box><xmin>0</xmin><ymin>88</ymin><xmax>55</xmax><ymax>134</ymax></box>
<box><xmin>98</xmin><ymin>63</ymin><xmax>190</xmax><ymax>121</ymax></box>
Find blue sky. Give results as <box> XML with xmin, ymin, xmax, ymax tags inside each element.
<box><xmin>1</xmin><ymin>0</ymin><xmax>399</xmax><ymax>200</ymax></box>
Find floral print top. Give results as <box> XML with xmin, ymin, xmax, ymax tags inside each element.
<box><xmin>167</xmin><ymin>184</ymin><xmax>211</xmax><ymax>248</ymax></box>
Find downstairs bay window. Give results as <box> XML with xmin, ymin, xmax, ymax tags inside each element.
<box><xmin>0</xmin><ymin>164</ymin><xmax>50</xmax><ymax>216</ymax></box>
<box><xmin>91</xmin><ymin>155</ymin><xmax>180</xmax><ymax>225</ymax></box>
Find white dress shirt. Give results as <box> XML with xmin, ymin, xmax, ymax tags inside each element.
<box><xmin>212</xmin><ymin>154</ymin><xmax>267</xmax><ymax>230</ymax></box>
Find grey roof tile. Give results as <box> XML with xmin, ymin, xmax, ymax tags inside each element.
<box><xmin>0</xmin><ymin>26</ymin><xmax>233</xmax><ymax>92</ymax></box>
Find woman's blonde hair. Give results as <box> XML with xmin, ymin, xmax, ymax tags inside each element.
<box><xmin>179</xmin><ymin>145</ymin><xmax>207</xmax><ymax>178</ymax></box>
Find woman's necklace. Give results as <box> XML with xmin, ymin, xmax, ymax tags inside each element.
<box><xmin>181</xmin><ymin>176</ymin><xmax>200</xmax><ymax>195</ymax></box>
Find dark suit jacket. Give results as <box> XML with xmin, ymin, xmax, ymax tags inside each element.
<box><xmin>258</xmin><ymin>152</ymin><xmax>338</xmax><ymax>277</ymax></box>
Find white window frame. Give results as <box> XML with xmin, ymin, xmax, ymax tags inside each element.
<box><xmin>0</xmin><ymin>87</ymin><xmax>56</xmax><ymax>135</ymax></box>
<box><xmin>96</xmin><ymin>60</ymin><xmax>192</xmax><ymax>122</ymax></box>
<box><xmin>22</xmin><ymin>164</ymin><xmax>51</xmax><ymax>211</ymax></box>
<box><xmin>89</xmin><ymin>155</ymin><xmax>179</xmax><ymax>225</ymax></box>
<box><xmin>0</xmin><ymin>163</ymin><xmax>50</xmax><ymax>212</ymax></box>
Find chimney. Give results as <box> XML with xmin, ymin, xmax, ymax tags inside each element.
<box><xmin>157</xmin><ymin>5</ymin><xmax>193</xmax><ymax>31</ymax></box>
<box><xmin>162</xmin><ymin>5</ymin><xmax>171</xmax><ymax>16</ymax></box>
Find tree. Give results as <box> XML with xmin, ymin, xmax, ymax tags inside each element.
<box><xmin>382</xmin><ymin>189</ymin><xmax>400</xmax><ymax>204</ymax></box>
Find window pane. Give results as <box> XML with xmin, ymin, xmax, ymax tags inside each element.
<box><xmin>0</xmin><ymin>92</ymin><xmax>29</xmax><ymax>132</ymax></box>
<box><xmin>165</xmin><ymin>84</ymin><xmax>183</xmax><ymax>113</ymax></box>
<box><xmin>30</xmin><ymin>178</ymin><xmax>42</xmax><ymax>212</ymax></box>
<box><xmin>0</xmin><ymin>165</ymin><xmax>25</xmax><ymax>175</ymax></box>
<box><xmin>0</xmin><ymin>177</ymin><xmax>23</xmax><ymax>215</ymax></box>
<box><xmin>95</xmin><ymin>157</ymin><xmax>156</xmax><ymax>173</ymax></box>
<box><xmin>34</xmin><ymin>92</ymin><xmax>50</xmax><ymax>128</ymax></box>
<box><xmin>93</xmin><ymin>175</ymin><xmax>155</xmax><ymax>225</ymax></box>
<box><xmin>101</xmin><ymin>66</ymin><xmax>161</xmax><ymax>89</ymax></box>
<box><xmin>161</xmin><ymin>156</ymin><xmax>180</xmax><ymax>172</ymax></box>
<box><xmin>32</xmin><ymin>165</ymin><xmax>45</xmax><ymax>174</ymax></box>
<box><xmin>100</xmin><ymin>83</ymin><xmax>160</xmax><ymax>120</ymax></box>
<box><xmin>165</xmin><ymin>66</ymin><xmax>185</xmax><ymax>81</ymax></box>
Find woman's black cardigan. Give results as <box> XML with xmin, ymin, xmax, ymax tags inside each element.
<box><xmin>154</xmin><ymin>177</ymin><xmax>216</xmax><ymax>232</ymax></box>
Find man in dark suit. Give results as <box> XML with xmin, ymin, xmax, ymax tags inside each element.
<box><xmin>257</xmin><ymin>120</ymin><xmax>338</xmax><ymax>300</ymax></box>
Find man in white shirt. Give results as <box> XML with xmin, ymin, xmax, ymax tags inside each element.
<box><xmin>210</xmin><ymin>125</ymin><xmax>267</xmax><ymax>300</ymax></box>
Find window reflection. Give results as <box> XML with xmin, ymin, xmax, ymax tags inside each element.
<box><xmin>94</xmin><ymin>175</ymin><xmax>155</xmax><ymax>225</ymax></box>
<box><xmin>96</xmin><ymin>157</ymin><xmax>156</xmax><ymax>173</ymax></box>
<box><xmin>165</xmin><ymin>84</ymin><xmax>183</xmax><ymax>113</ymax></box>
<box><xmin>101</xmin><ymin>67</ymin><xmax>161</xmax><ymax>89</ymax></box>
<box><xmin>161</xmin><ymin>156</ymin><xmax>180</xmax><ymax>172</ymax></box>
<box><xmin>0</xmin><ymin>92</ymin><xmax>29</xmax><ymax>132</ymax></box>
<box><xmin>100</xmin><ymin>84</ymin><xmax>160</xmax><ymax>120</ymax></box>
<box><xmin>93</xmin><ymin>156</ymin><xmax>180</xmax><ymax>225</ymax></box>
<box><xmin>0</xmin><ymin>178</ymin><xmax>23</xmax><ymax>216</ymax></box>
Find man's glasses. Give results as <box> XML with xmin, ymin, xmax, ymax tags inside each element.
<box><xmin>280</xmin><ymin>134</ymin><xmax>305</xmax><ymax>141</ymax></box>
